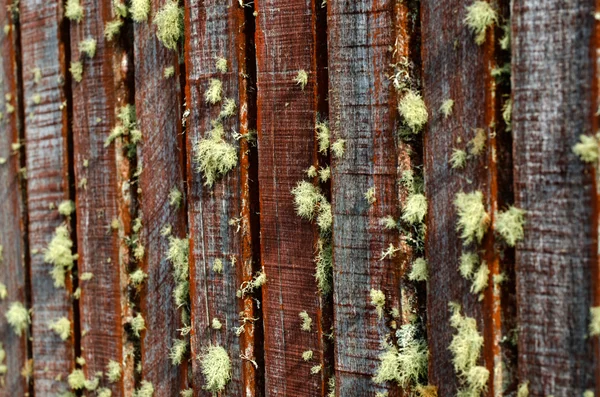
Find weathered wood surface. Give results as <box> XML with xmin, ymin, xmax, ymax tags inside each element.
<box><xmin>20</xmin><ymin>0</ymin><xmax>76</xmax><ymax>394</ymax></box>
<box><xmin>513</xmin><ymin>1</ymin><xmax>597</xmax><ymax>394</ymax></box>
<box><xmin>0</xmin><ymin>1</ymin><xmax>29</xmax><ymax>395</ymax></box>
<box><xmin>69</xmin><ymin>0</ymin><xmax>128</xmax><ymax>394</ymax></box>
<box><xmin>328</xmin><ymin>0</ymin><xmax>401</xmax><ymax>395</ymax></box>
<box><xmin>183</xmin><ymin>1</ymin><xmax>261</xmax><ymax>395</ymax></box>
<box><xmin>255</xmin><ymin>0</ymin><xmax>328</xmax><ymax>395</ymax></box>
<box><xmin>134</xmin><ymin>0</ymin><xmax>187</xmax><ymax>393</ymax></box>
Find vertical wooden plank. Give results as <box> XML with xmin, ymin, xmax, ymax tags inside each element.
<box><xmin>0</xmin><ymin>1</ymin><xmax>29</xmax><ymax>395</ymax></box>
<box><xmin>20</xmin><ymin>0</ymin><xmax>75</xmax><ymax>394</ymax></box>
<box><xmin>134</xmin><ymin>0</ymin><xmax>186</xmax><ymax>394</ymax></box>
<box><xmin>69</xmin><ymin>0</ymin><xmax>128</xmax><ymax>394</ymax></box>
<box><xmin>254</xmin><ymin>0</ymin><xmax>327</xmax><ymax>395</ymax></box>
<box><xmin>513</xmin><ymin>0</ymin><xmax>597</xmax><ymax>394</ymax></box>
<box><xmin>328</xmin><ymin>0</ymin><xmax>401</xmax><ymax>395</ymax></box>
<box><xmin>183</xmin><ymin>1</ymin><xmax>260</xmax><ymax>395</ymax></box>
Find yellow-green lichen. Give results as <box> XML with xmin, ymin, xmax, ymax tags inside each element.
<box><xmin>291</xmin><ymin>181</ymin><xmax>331</xmax><ymax>233</ymax></box>
<box><xmin>331</xmin><ymin>139</ymin><xmax>346</xmax><ymax>159</ymax></box>
<box><xmin>470</xmin><ymin>261</ymin><xmax>489</xmax><ymax>296</ymax></box>
<box><xmin>70</xmin><ymin>61</ymin><xmax>83</xmax><ymax>83</ymax></box>
<box><xmin>130</xmin><ymin>268</ymin><xmax>148</xmax><ymax>287</ymax></box>
<box><xmin>68</xmin><ymin>369</ymin><xmax>86</xmax><ymax>389</ymax></box>
<box><xmin>212</xmin><ymin>317</ymin><xmax>222</xmax><ymax>329</ymax></box>
<box><xmin>104</xmin><ymin>19</ymin><xmax>124</xmax><ymax>41</ymax></box>
<box><xmin>315</xmin><ymin>238</ymin><xmax>333</xmax><ymax>295</ymax></box>
<box><xmin>5</xmin><ymin>301</ymin><xmax>29</xmax><ymax>336</ymax></box>
<box><xmin>495</xmin><ymin>206</ymin><xmax>526</xmax><ymax>247</ymax></box>
<box><xmin>464</xmin><ymin>1</ymin><xmax>498</xmax><ymax>45</ymax></box>
<box><xmin>302</xmin><ymin>350</ymin><xmax>313</xmax><ymax>361</ymax></box>
<box><xmin>48</xmin><ymin>317</ymin><xmax>71</xmax><ymax>340</ymax></box>
<box><xmin>316</xmin><ymin>120</ymin><xmax>330</xmax><ymax>154</ymax></box>
<box><xmin>380</xmin><ymin>215</ymin><xmax>397</xmax><ymax>230</ymax></box>
<box><xmin>380</xmin><ymin>243</ymin><xmax>400</xmax><ymax>261</ymax></box>
<box><xmin>106</xmin><ymin>359</ymin><xmax>121</xmax><ymax>383</ymax></box>
<box><xmin>402</xmin><ymin>193</ymin><xmax>427</xmax><ymax>224</ymax></box>
<box><xmin>590</xmin><ymin>306</ymin><xmax>600</xmax><ymax>336</ymax></box>
<box><xmin>573</xmin><ymin>134</ymin><xmax>599</xmax><ymax>163</ymax></box>
<box><xmin>168</xmin><ymin>187</ymin><xmax>183</xmax><ymax>209</ymax></box>
<box><xmin>169</xmin><ymin>339</ymin><xmax>188</xmax><ymax>365</ymax></box>
<box><xmin>370</xmin><ymin>289</ymin><xmax>386</xmax><ymax>319</ymax></box>
<box><xmin>440</xmin><ymin>99</ymin><xmax>454</xmax><ymax>118</ymax></box>
<box><xmin>58</xmin><ymin>200</ymin><xmax>76</xmax><ymax>216</ymax></box>
<box><xmin>130</xmin><ymin>0</ymin><xmax>151</xmax><ymax>22</ymax></box>
<box><xmin>212</xmin><ymin>258</ymin><xmax>223</xmax><ymax>273</ymax></box>
<box><xmin>199</xmin><ymin>345</ymin><xmax>231</xmax><ymax>393</ymax></box>
<box><xmin>310</xmin><ymin>364</ymin><xmax>322</xmax><ymax>374</ymax></box>
<box><xmin>133</xmin><ymin>380</ymin><xmax>154</xmax><ymax>397</ymax></box>
<box><xmin>215</xmin><ymin>57</ymin><xmax>228</xmax><ymax>73</ymax></box>
<box><xmin>97</xmin><ymin>388</ymin><xmax>112</xmax><ymax>397</ymax></box>
<box><xmin>516</xmin><ymin>381</ymin><xmax>529</xmax><ymax>397</ymax></box>
<box><xmin>65</xmin><ymin>0</ymin><xmax>84</xmax><ymax>22</ymax></box>
<box><xmin>80</xmin><ymin>272</ymin><xmax>93</xmax><ymax>281</ymax></box>
<box><xmin>180</xmin><ymin>389</ymin><xmax>193</xmax><ymax>397</ymax></box>
<box><xmin>299</xmin><ymin>311</ymin><xmax>312</xmax><ymax>331</ymax></box>
<box><xmin>468</xmin><ymin>128</ymin><xmax>486</xmax><ymax>156</ymax></box>
<box><xmin>193</xmin><ymin>123</ymin><xmax>238</xmax><ymax>187</ymax></box>
<box><xmin>220</xmin><ymin>98</ymin><xmax>237</xmax><ymax>119</ymax></box>
<box><xmin>502</xmin><ymin>98</ymin><xmax>512</xmax><ymax>131</ymax></box>
<box><xmin>398</xmin><ymin>91</ymin><xmax>428</xmax><ymax>133</ymax></box>
<box><xmin>154</xmin><ymin>1</ymin><xmax>184</xmax><ymax>50</ymax></box>
<box><xmin>365</xmin><ymin>187</ymin><xmax>377</xmax><ymax>205</ymax></box>
<box><xmin>294</xmin><ymin>70</ymin><xmax>308</xmax><ymax>90</ymax></box>
<box><xmin>318</xmin><ymin>166</ymin><xmax>331</xmax><ymax>183</ymax></box>
<box><xmin>0</xmin><ymin>283</ymin><xmax>6</xmax><ymax>300</ymax></box>
<box><xmin>45</xmin><ymin>225</ymin><xmax>77</xmax><ymax>288</ymax></box>
<box><xmin>164</xmin><ymin>66</ymin><xmax>175</xmax><ymax>78</ymax></box>
<box><xmin>130</xmin><ymin>313</ymin><xmax>146</xmax><ymax>337</ymax></box>
<box><xmin>450</xmin><ymin>148</ymin><xmax>467</xmax><ymax>169</ymax></box>
<box><xmin>237</xmin><ymin>270</ymin><xmax>267</xmax><ymax>298</ymax></box>
<box><xmin>205</xmin><ymin>79</ymin><xmax>223</xmax><ymax>104</ymax></box>
<box><xmin>79</xmin><ymin>38</ymin><xmax>97</xmax><ymax>58</ymax></box>
<box><xmin>459</xmin><ymin>252</ymin><xmax>479</xmax><ymax>280</ymax></box>
<box><xmin>454</xmin><ymin>191</ymin><xmax>490</xmax><ymax>245</ymax></box>
<box><xmin>408</xmin><ymin>257</ymin><xmax>428</xmax><ymax>282</ymax></box>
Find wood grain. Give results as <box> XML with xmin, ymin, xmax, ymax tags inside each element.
<box><xmin>20</xmin><ymin>0</ymin><xmax>76</xmax><ymax>394</ymax></box>
<box><xmin>328</xmin><ymin>0</ymin><xmax>401</xmax><ymax>395</ymax></box>
<box><xmin>254</xmin><ymin>0</ymin><xmax>328</xmax><ymax>395</ymax></box>
<box><xmin>0</xmin><ymin>1</ymin><xmax>29</xmax><ymax>395</ymax></box>
<box><xmin>134</xmin><ymin>0</ymin><xmax>187</xmax><ymax>393</ymax></box>
<box><xmin>513</xmin><ymin>0</ymin><xmax>597</xmax><ymax>394</ymax></box>
<box><xmin>183</xmin><ymin>1</ymin><xmax>261</xmax><ymax>395</ymax></box>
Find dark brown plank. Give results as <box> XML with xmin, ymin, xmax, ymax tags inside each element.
<box><xmin>20</xmin><ymin>0</ymin><xmax>75</xmax><ymax>394</ymax></box>
<box><xmin>69</xmin><ymin>0</ymin><xmax>129</xmax><ymax>394</ymax></box>
<box><xmin>328</xmin><ymin>0</ymin><xmax>401</xmax><ymax>395</ymax></box>
<box><xmin>183</xmin><ymin>1</ymin><xmax>260</xmax><ymax>395</ymax></box>
<box><xmin>134</xmin><ymin>0</ymin><xmax>187</xmax><ymax>393</ymax></box>
<box><xmin>513</xmin><ymin>1</ymin><xmax>597</xmax><ymax>394</ymax></box>
<box><xmin>0</xmin><ymin>1</ymin><xmax>29</xmax><ymax>395</ymax></box>
<box><xmin>255</xmin><ymin>0</ymin><xmax>328</xmax><ymax>395</ymax></box>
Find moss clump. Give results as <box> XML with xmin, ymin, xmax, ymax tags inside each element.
<box><xmin>302</xmin><ymin>350</ymin><xmax>313</xmax><ymax>361</ymax></box>
<box><xmin>215</xmin><ymin>57</ymin><xmax>228</xmax><ymax>73</ymax></box>
<box><xmin>316</xmin><ymin>120</ymin><xmax>330</xmax><ymax>154</ymax></box>
<box><xmin>45</xmin><ymin>225</ymin><xmax>77</xmax><ymax>288</ymax></box>
<box><xmin>169</xmin><ymin>339</ymin><xmax>188</xmax><ymax>365</ymax></box>
<box><xmin>58</xmin><ymin>200</ymin><xmax>76</xmax><ymax>216</ymax></box>
<box><xmin>199</xmin><ymin>345</ymin><xmax>232</xmax><ymax>393</ymax></box>
<box><xmin>440</xmin><ymin>99</ymin><xmax>454</xmax><ymax>118</ymax></box>
<box><xmin>133</xmin><ymin>380</ymin><xmax>154</xmax><ymax>397</ymax></box>
<box><xmin>70</xmin><ymin>61</ymin><xmax>83</xmax><ymax>83</ymax></box>
<box><xmin>220</xmin><ymin>98</ymin><xmax>237</xmax><ymax>119</ymax></box>
<box><xmin>168</xmin><ymin>187</ymin><xmax>183</xmax><ymax>209</ymax></box>
<box><xmin>65</xmin><ymin>0</ymin><xmax>84</xmax><ymax>22</ymax></box>
<box><xmin>450</xmin><ymin>149</ymin><xmax>467</xmax><ymax>169</ymax></box>
<box><xmin>464</xmin><ymin>1</ymin><xmax>498</xmax><ymax>45</ymax></box>
<box><xmin>315</xmin><ymin>238</ymin><xmax>333</xmax><ymax>295</ymax></box>
<box><xmin>294</xmin><ymin>70</ymin><xmax>308</xmax><ymax>89</ymax></box>
<box><xmin>495</xmin><ymin>206</ymin><xmax>526</xmax><ymax>246</ymax></box>
<box><xmin>193</xmin><ymin>123</ymin><xmax>238</xmax><ymax>187</ymax></box>
<box><xmin>468</xmin><ymin>128</ymin><xmax>486</xmax><ymax>156</ymax></box>
<box><xmin>106</xmin><ymin>359</ymin><xmax>122</xmax><ymax>382</ymax></box>
<box><xmin>398</xmin><ymin>91</ymin><xmax>428</xmax><ymax>133</ymax></box>
<box><xmin>5</xmin><ymin>301</ymin><xmax>30</xmax><ymax>336</ymax></box>
<box><xmin>402</xmin><ymin>193</ymin><xmax>427</xmax><ymax>224</ymax></box>
<box><xmin>408</xmin><ymin>258</ymin><xmax>428</xmax><ymax>282</ymax></box>
<box><xmin>573</xmin><ymin>134</ymin><xmax>599</xmax><ymax>163</ymax></box>
<box><xmin>299</xmin><ymin>311</ymin><xmax>312</xmax><ymax>331</ymax></box>
<box><xmin>104</xmin><ymin>19</ymin><xmax>123</xmax><ymax>41</ymax></box>
<box><xmin>331</xmin><ymin>139</ymin><xmax>346</xmax><ymax>158</ymax></box>
<box><xmin>130</xmin><ymin>313</ymin><xmax>146</xmax><ymax>337</ymax></box>
<box><xmin>48</xmin><ymin>317</ymin><xmax>71</xmax><ymax>340</ymax></box>
<box><xmin>154</xmin><ymin>1</ymin><xmax>184</xmax><ymax>50</ymax></box>
<box><xmin>454</xmin><ymin>191</ymin><xmax>490</xmax><ymax>245</ymax></box>
<box><xmin>79</xmin><ymin>38</ymin><xmax>97</xmax><ymax>58</ymax></box>
<box><xmin>370</xmin><ymin>289</ymin><xmax>386</xmax><ymax>319</ymax></box>
<box><xmin>131</xmin><ymin>0</ymin><xmax>151</xmax><ymax>22</ymax></box>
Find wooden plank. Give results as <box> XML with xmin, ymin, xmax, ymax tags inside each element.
<box><xmin>513</xmin><ymin>1</ymin><xmax>597</xmax><ymax>394</ymax></box>
<box><xmin>254</xmin><ymin>0</ymin><xmax>328</xmax><ymax>395</ymax></box>
<box><xmin>0</xmin><ymin>1</ymin><xmax>29</xmax><ymax>395</ymax></box>
<box><xmin>328</xmin><ymin>0</ymin><xmax>401</xmax><ymax>395</ymax></box>
<box><xmin>20</xmin><ymin>0</ymin><xmax>76</xmax><ymax>394</ymax></box>
<box><xmin>69</xmin><ymin>0</ymin><xmax>130</xmax><ymax>394</ymax></box>
<box><xmin>134</xmin><ymin>0</ymin><xmax>187</xmax><ymax>394</ymax></box>
<box><xmin>183</xmin><ymin>1</ymin><xmax>261</xmax><ymax>395</ymax></box>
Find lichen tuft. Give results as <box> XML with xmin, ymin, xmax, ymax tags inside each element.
<box><xmin>294</xmin><ymin>70</ymin><xmax>308</xmax><ymax>90</ymax></box>
<box><xmin>48</xmin><ymin>317</ymin><xmax>71</xmax><ymax>340</ymax></box>
<box><xmin>169</xmin><ymin>339</ymin><xmax>188</xmax><ymax>365</ymax></box>
<box><xmin>370</xmin><ymin>289</ymin><xmax>386</xmax><ymax>319</ymax></box>
<box><xmin>131</xmin><ymin>0</ymin><xmax>151</xmax><ymax>22</ymax></box>
<box><xmin>193</xmin><ymin>123</ymin><xmax>238</xmax><ymax>187</ymax></box>
<box><xmin>408</xmin><ymin>257</ymin><xmax>428</xmax><ymax>282</ymax></box>
<box><xmin>65</xmin><ymin>0</ymin><xmax>84</xmax><ymax>22</ymax></box>
<box><xmin>107</xmin><ymin>359</ymin><xmax>122</xmax><ymax>383</ymax></box>
<box><xmin>573</xmin><ymin>134</ymin><xmax>599</xmax><ymax>163</ymax></box>
<box><xmin>58</xmin><ymin>200</ymin><xmax>76</xmax><ymax>216</ymax></box>
<box><xmin>464</xmin><ymin>1</ymin><xmax>498</xmax><ymax>45</ymax></box>
<box><xmin>402</xmin><ymin>193</ymin><xmax>427</xmax><ymax>224</ymax></box>
<box><xmin>495</xmin><ymin>206</ymin><xmax>526</xmax><ymax>246</ymax></box>
<box><xmin>70</xmin><ymin>61</ymin><xmax>83</xmax><ymax>83</ymax></box>
<box><xmin>79</xmin><ymin>38</ymin><xmax>97</xmax><ymax>58</ymax></box>
<box><xmin>590</xmin><ymin>306</ymin><xmax>600</xmax><ymax>336</ymax></box>
<box><xmin>154</xmin><ymin>1</ymin><xmax>184</xmax><ymax>50</ymax></box>
<box><xmin>299</xmin><ymin>311</ymin><xmax>313</xmax><ymax>331</ymax></box>
<box><xmin>5</xmin><ymin>301</ymin><xmax>30</xmax><ymax>336</ymax></box>
<box><xmin>454</xmin><ymin>191</ymin><xmax>490</xmax><ymax>245</ymax></box>
<box><xmin>205</xmin><ymin>79</ymin><xmax>223</xmax><ymax>104</ymax></box>
<box><xmin>450</xmin><ymin>149</ymin><xmax>467</xmax><ymax>169</ymax></box>
<box><xmin>45</xmin><ymin>225</ymin><xmax>77</xmax><ymax>288</ymax></box>
<box><xmin>440</xmin><ymin>99</ymin><xmax>454</xmax><ymax>118</ymax></box>
<box><xmin>199</xmin><ymin>345</ymin><xmax>232</xmax><ymax>393</ymax></box>
<box><xmin>398</xmin><ymin>91</ymin><xmax>428</xmax><ymax>133</ymax></box>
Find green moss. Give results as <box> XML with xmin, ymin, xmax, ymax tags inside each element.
<box><xmin>464</xmin><ymin>1</ymin><xmax>498</xmax><ymax>45</ymax></box>
<box><xmin>68</xmin><ymin>369</ymin><xmax>86</xmax><ymax>389</ymax></box>
<box><xmin>215</xmin><ymin>57</ymin><xmax>228</xmax><ymax>73</ymax></box>
<box><xmin>65</xmin><ymin>0</ymin><xmax>84</xmax><ymax>22</ymax></box>
<box><xmin>408</xmin><ymin>257</ymin><xmax>428</xmax><ymax>282</ymax></box>
<box><xmin>398</xmin><ymin>91</ymin><xmax>428</xmax><ymax>133</ymax></box>
<box><xmin>440</xmin><ymin>99</ymin><xmax>454</xmax><ymax>118</ymax></box>
<box><xmin>130</xmin><ymin>313</ymin><xmax>146</xmax><ymax>337</ymax></box>
<box><xmin>168</xmin><ymin>187</ymin><xmax>183</xmax><ymax>209</ymax></box>
<box><xmin>450</xmin><ymin>149</ymin><xmax>467</xmax><ymax>169</ymax></box>
<box><xmin>5</xmin><ymin>301</ymin><xmax>29</xmax><ymax>336</ymax></box>
<box><xmin>370</xmin><ymin>289</ymin><xmax>386</xmax><ymax>319</ymax></box>
<box><xmin>70</xmin><ymin>61</ymin><xmax>83</xmax><ymax>83</ymax></box>
<box><xmin>106</xmin><ymin>359</ymin><xmax>121</xmax><ymax>382</ymax></box>
<box><xmin>299</xmin><ymin>310</ymin><xmax>313</xmax><ymax>331</ymax></box>
<box><xmin>58</xmin><ymin>200</ymin><xmax>75</xmax><ymax>216</ymax></box>
<box><xmin>48</xmin><ymin>317</ymin><xmax>71</xmax><ymax>340</ymax></box>
<box><xmin>164</xmin><ymin>66</ymin><xmax>175</xmax><ymax>78</ymax></box>
<box><xmin>302</xmin><ymin>350</ymin><xmax>313</xmax><ymax>361</ymax></box>
<box><xmin>220</xmin><ymin>98</ymin><xmax>237</xmax><ymax>119</ymax></box>
<box><xmin>130</xmin><ymin>0</ymin><xmax>151</xmax><ymax>22</ymax></box>
<box><xmin>402</xmin><ymin>193</ymin><xmax>427</xmax><ymax>224</ymax></box>
<box><xmin>495</xmin><ymin>206</ymin><xmax>526</xmax><ymax>246</ymax></box>
<box><xmin>104</xmin><ymin>19</ymin><xmax>123</xmax><ymax>41</ymax></box>
<box><xmin>459</xmin><ymin>252</ymin><xmax>479</xmax><ymax>279</ymax></box>
<box><xmin>294</xmin><ymin>70</ymin><xmax>308</xmax><ymax>90</ymax></box>
<box><xmin>468</xmin><ymin>128</ymin><xmax>486</xmax><ymax>156</ymax></box>
<box><xmin>199</xmin><ymin>345</ymin><xmax>231</xmax><ymax>393</ymax></box>
<box><xmin>315</xmin><ymin>238</ymin><xmax>333</xmax><ymax>295</ymax></box>
<box><xmin>364</xmin><ymin>187</ymin><xmax>376</xmax><ymax>204</ymax></box>
<box><xmin>45</xmin><ymin>225</ymin><xmax>77</xmax><ymax>288</ymax></box>
<box><xmin>193</xmin><ymin>123</ymin><xmax>238</xmax><ymax>187</ymax></box>
<box><xmin>331</xmin><ymin>139</ymin><xmax>346</xmax><ymax>158</ymax></box>
<box><xmin>573</xmin><ymin>134</ymin><xmax>599</xmax><ymax>163</ymax></box>
<box><xmin>454</xmin><ymin>191</ymin><xmax>490</xmax><ymax>245</ymax></box>
<box><xmin>133</xmin><ymin>380</ymin><xmax>154</xmax><ymax>397</ymax></box>
<box><xmin>316</xmin><ymin>120</ymin><xmax>330</xmax><ymax>154</ymax></box>
<box><xmin>154</xmin><ymin>1</ymin><xmax>184</xmax><ymax>50</ymax></box>
<box><xmin>169</xmin><ymin>339</ymin><xmax>188</xmax><ymax>365</ymax></box>
<box><xmin>79</xmin><ymin>38</ymin><xmax>97</xmax><ymax>58</ymax></box>
<box><xmin>205</xmin><ymin>79</ymin><xmax>223</xmax><ymax>104</ymax></box>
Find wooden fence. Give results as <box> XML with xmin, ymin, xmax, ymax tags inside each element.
<box><xmin>0</xmin><ymin>0</ymin><xmax>598</xmax><ymax>396</ymax></box>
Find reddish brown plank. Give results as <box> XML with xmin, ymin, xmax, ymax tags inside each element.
<box><xmin>20</xmin><ymin>0</ymin><xmax>76</xmax><ymax>394</ymax></box>
<box><xmin>183</xmin><ymin>1</ymin><xmax>260</xmax><ymax>395</ymax></box>
<box><xmin>69</xmin><ymin>0</ymin><xmax>130</xmax><ymax>394</ymax></box>
<box><xmin>255</xmin><ymin>0</ymin><xmax>328</xmax><ymax>395</ymax></box>
<box><xmin>134</xmin><ymin>0</ymin><xmax>187</xmax><ymax>393</ymax></box>
<box><xmin>328</xmin><ymin>0</ymin><xmax>401</xmax><ymax>395</ymax></box>
<box><xmin>0</xmin><ymin>1</ymin><xmax>29</xmax><ymax>395</ymax></box>
<box><xmin>513</xmin><ymin>1</ymin><xmax>597</xmax><ymax>394</ymax></box>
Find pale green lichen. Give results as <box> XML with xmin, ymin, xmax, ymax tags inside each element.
<box><xmin>199</xmin><ymin>345</ymin><xmax>231</xmax><ymax>393</ymax></box>
<box><xmin>130</xmin><ymin>313</ymin><xmax>146</xmax><ymax>337</ymax></box>
<box><xmin>193</xmin><ymin>123</ymin><xmax>238</xmax><ymax>187</ymax></box>
<box><xmin>65</xmin><ymin>0</ymin><xmax>84</xmax><ymax>22</ymax></box>
<box><xmin>440</xmin><ymin>99</ymin><xmax>454</xmax><ymax>118</ymax></box>
<box><xmin>470</xmin><ymin>261</ymin><xmax>489</xmax><ymax>295</ymax></box>
<box><xmin>517</xmin><ymin>381</ymin><xmax>529</xmax><ymax>397</ymax></box>
<box><xmin>212</xmin><ymin>258</ymin><xmax>223</xmax><ymax>273</ymax></box>
<box><xmin>299</xmin><ymin>311</ymin><xmax>312</xmax><ymax>331</ymax></box>
<box><xmin>589</xmin><ymin>306</ymin><xmax>600</xmax><ymax>336</ymax></box>
<box><xmin>169</xmin><ymin>339</ymin><xmax>188</xmax><ymax>365</ymax></box>
<box><xmin>133</xmin><ymin>380</ymin><xmax>154</xmax><ymax>397</ymax></box>
<box><xmin>164</xmin><ymin>66</ymin><xmax>175</xmax><ymax>78</ymax></box>
<box><xmin>130</xmin><ymin>268</ymin><xmax>148</xmax><ymax>287</ymax></box>
<box><xmin>68</xmin><ymin>369</ymin><xmax>86</xmax><ymax>389</ymax></box>
<box><xmin>294</xmin><ymin>70</ymin><xmax>308</xmax><ymax>90</ymax></box>
<box><xmin>310</xmin><ymin>365</ymin><xmax>322</xmax><ymax>374</ymax></box>
<box><xmin>58</xmin><ymin>200</ymin><xmax>76</xmax><ymax>216</ymax></box>
<box><xmin>70</xmin><ymin>61</ymin><xmax>83</xmax><ymax>83</ymax></box>
<box><xmin>205</xmin><ymin>79</ymin><xmax>223</xmax><ymax>104</ymax></box>
<box><xmin>291</xmin><ymin>181</ymin><xmax>331</xmax><ymax>233</ymax></box>
<box><xmin>380</xmin><ymin>243</ymin><xmax>400</xmax><ymax>261</ymax></box>
<box><xmin>468</xmin><ymin>128</ymin><xmax>486</xmax><ymax>156</ymax></box>
<box><xmin>237</xmin><ymin>270</ymin><xmax>267</xmax><ymax>297</ymax></box>
<box><xmin>408</xmin><ymin>257</ymin><xmax>428</xmax><ymax>282</ymax></box>
<box><xmin>48</xmin><ymin>317</ymin><xmax>71</xmax><ymax>340</ymax></box>
<box><xmin>306</xmin><ymin>165</ymin><xmax>318</xmax><ymax>178</ymax></box>
<box><xmin>450</xmin><ymin>149</ymin><xmax>467</xmax><ymax>169</ymax></box>
<box><xmin>106</xmin><ymin>359</ymin><xmax>122</xmax><ymax>383</ymax></box>
<box><xmin>365</xmin><ymin>187</ymin><xmax>377</xmax><ymax>205</ymax></box>
<box><xmin>502</xmin><ymin>98</ymin><xmax>512</xmax><ymax>131</ymax></box>
<box><xmin>583</xmin><ymin>390</ymin><xmax>594</xmax><ymax>397</ymax></box>
<box><xmin>464</xmin><ymin>1</ymin><xmax>498</xmax><ymax>45</ymax></box>
<box><xmin>45</xmin><ymin>225</ymin><xmax>77</xmax><ymax>288</ymax></box>
<box><xmin>573</xmin><ymin>134</ymin><xmax>599</xmax><ymax>163</ymax></box>
<box><xmin>0</xmin><ymin>283</ymin><xmax>6</xmax><ymax>300</ymax></box>
<box><xmin>154</xmin><ymin>0</ymin><xmax>184</xmax><ymax>50</ymax></box>
<box><xmin>495</xmin><ymin>206</ymin><xmax>526</xmax><ymax>246</ymax></box>
<box><xmin>180</xmin><ymin>389</ymin><xmax>193</xmax><ymax>397</ymax></box>
<box><xmin>5</xmin><ymin>301</ymin><xmax>29</xmax><ymax>336</ymax></box>
<box><xmin>80</xmin><ymin>271</ymin><xmax>93</xmax><ymax>280</ymax></box>
<box><xmin>370</xmin><ymin>289</ymin><xmax>386</xmax><ymax>319</ymax></box>
<box><xmin>220</xmin><ymin>98</ymin><xmax>237</xmax><ymax>119</ymax></box>
<box><xmin>215</xmin><ymin>57</ymin><xmax>228</xmax><ymax>73</ymax></box>
<box><xmin>415</xmin><ymin>385</ymin><xmax>438</xmax><ymax>397</ymax></box>
<box><xmin>318</xmin><ymin>166</ymin><xmax>331</xmax><ymax>183</ymax></box>
<box><xmin>168</xmin><ymin>187</ymin><xmax>183</xmax><ymax>208</ymax></box>
<box><xmin>212</xmin><ymin>317</ymin><xmax>222</xmax><ymax>329</ymax></box>
<box><xmin>79</xmin><ymin>38</ymin><xmax>97</xmax><ymax>58</ymax></box>
<box><xmin>302</xmin><ymin>350</ymin><xmax>313</xmax><ymax>361</ymax></box>
<box><xmin>380</xmin><ymin>215</ymin><xmax>397</xmax><ymax>230</ymax></box>
<box><xmin>402</xmin><ymin>193</ymin><xmax>427</xmax><ymax>224</ymax></box>
<box><xmin>316</xmin><ymin>120</ymin><xmax>330</xmax><ymax>154</ymax></box>
<box><xmin>459</xmin><ymin>252</ymin><xmax>479</xmax><ymax>279</ymax></box>
<box><xmin>130</xmin><ymin>0</ymin><xmax>151</xmax><ymax>22</ymax></box>
<box><xmin>331</xmin><ymin>140</ymin><xmax>346</xmax><ymax>159</ymax></box>
<box><xmin>315</xmin><ymin>238</ymin><xmax>333</xmax><ymax>295</ymax></box>
<box><xmin>97</xmin><ymin>388</ymin><xmax>112</xmax><ymax>397</ymax></box>
<box><xmin>398</xmin><ymin>91</ymin><xmax>428</xmax><ymax>133</ymax></box>
<box><xmin>104</xmin><ymin>19</ymin><xmax>123</xmax><ymax>41</ymax></box>
<box><xmin>454</xmin><ymin>191</ymin><xmax>490</xmax><ymax>245</ymax></box>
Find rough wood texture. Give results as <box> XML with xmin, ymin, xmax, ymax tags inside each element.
<box><xmin>183</xmin><ymin>1</ymin><xmax>260</xmax><ymax>395</ymax></box>
<box><xmin>69</xmin><ymin>0</ymin><xmax>126</xmax><ymax>394</ymax></box>
<box><xmin>328</xmin><ymin>0</ymin><xmax>401</xmax><ymax>395</ymax></box>
<box><xmin>0</xmin><ymin>2</ymin><xmax>29</xmax><ymax>395</ymax></box>
<box><xmin>20</xmin><ymin>0</ymin><xmax>76</xmax><ymax>394</ymax></box>
<box><xmin>513</xmin><ymin>1</ymin><xmax>597</xmax><ymax>394</ymax></box>
<box><xmin>255</xmin><ymin>0</ymin><xmax>327</xmax><ymax>395</ymax></box>
<box><xmin>134</xmin><ymin>0</ymin><xmax>187</xmax><ymax>393</ymax></box>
